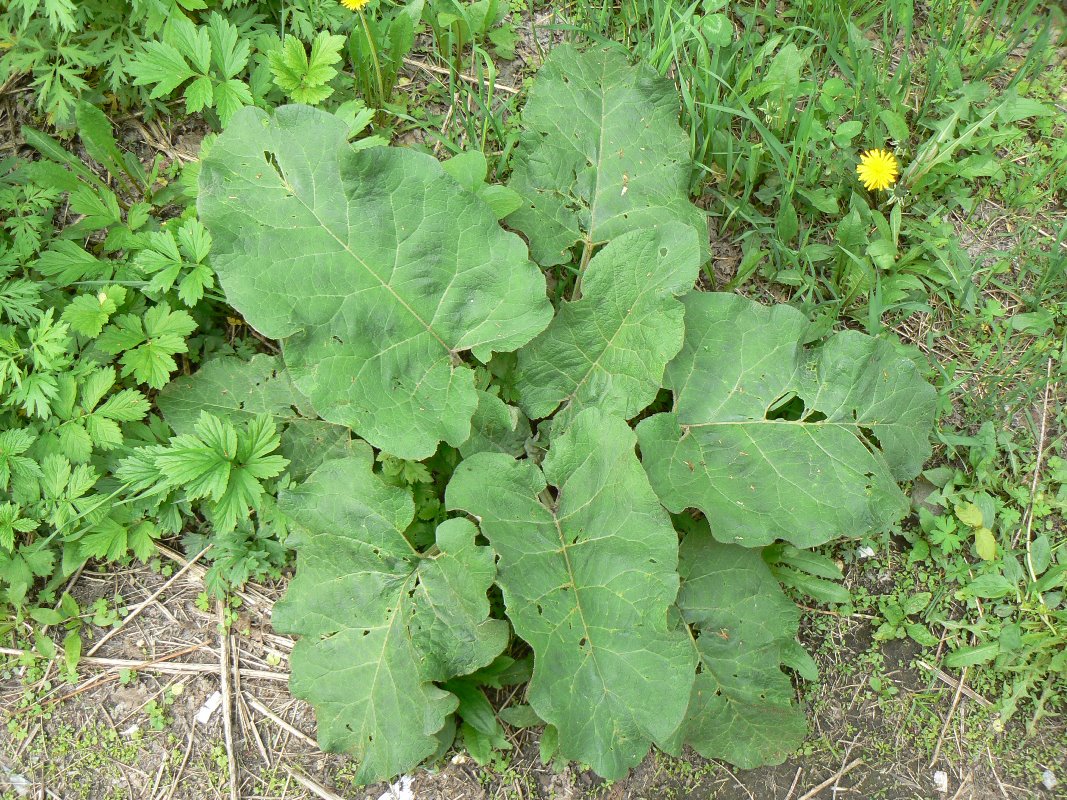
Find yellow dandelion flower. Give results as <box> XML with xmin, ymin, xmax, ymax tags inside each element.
<box><xmin>856</xmin><ymin>149</ymin><xmax>899</xmax><ymax>192</ymax></box>
<box><xmin>339</xmin><ymin>0</ymin><xmax>370</xmax><ymax>10</ymax></box>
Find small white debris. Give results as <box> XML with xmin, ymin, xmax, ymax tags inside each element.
<box><xmin>195</xmin><ymin>690</ymin><xmax>223</xmax><ymax>725</ymax></box>
<box><xmin>1042</xmin><ymin>770</ymin><xmax>1058</xmax><ymax>790</ymax></box>
<box><xmin>857</xmin><ymin>545</ymin><xmax>876</xmax><ymax>559</ymax></box>
<box><xmin>933</xmin><ymin>770</ymin><xmax>949</xmax><ymax>793</ymax></box>
<box><xmin>120</xmin><ymin>724</ymin><xmax>140</xmax><ymax>738</ymax></box>
<box><xmin>450</xmin><ymin>753</ymin><xmax>468</xmax><ymax>765</ymax></box>
<box><xmin>1</xmin><ymin>767</ymin><xmax>30</xmax><ymax>797</ymax></box>
<box><xmin>376</xmin><ymin>775</ymin><xmax>414</xmax><ymax>800</ymax></box>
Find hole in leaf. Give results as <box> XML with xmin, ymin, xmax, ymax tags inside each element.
<box><xmin>658</xmin><ymin>247</ymin><xmax>667</xmax><ymax>257</ymax></box>
<box><xmin>802</xmin><ymin>409</ymin><xmax>827</xmax><ymax>422</ymax></box>
<box><xmin>262</xmin><ymin>150</ymin><xmax>284</xmax><ymax>182</ymax></box>
<box><xmin>859</xmin><ymin>425</ymin><xmax>882</xmax><ymax>450</ymax></box>
<box><xmin>765</xmin><ymin>393</ymin><xmax>805</xmax><ymax>421</ymax></box>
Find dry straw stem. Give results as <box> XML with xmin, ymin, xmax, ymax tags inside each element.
<box><xmin>796</xmin><ymin>758</ymin><xmax>864</xmax><ymax>800</ymax></box>
<box><xmin>244</xmin><ymin>692</ymin><xmax>318</xmax><ymax>748</ymax></box>
<box><xmin>218</xmin><ymin>601</ymin><xmax>239</xmax><ymax>800</ymax></box>
<box><xmin>86</xmin><ymin>545</ymin><xmax>211</xmax><ymax>657</ymax></box>
<box><xmin>916</xmin><ymin>660</ymin><xmax>993</xmax><ymax>707</ymax></box>
<box><xmin>929</xmin><ymin>665</ymin><xmax>969</xmax><ymax>768</ymax></box>
<box><xmin>402</xmin><ymin>56</ymin><xmax>519</xmax><ymax>94</ymax></box>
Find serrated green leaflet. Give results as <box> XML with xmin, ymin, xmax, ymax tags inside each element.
<box><xmin>446</xmin><ymin>408</ymin><xmax>695</xmax><ymax>779</ymax></box>
<box><xmin>515</xmin><ymin>224</ymin><xmax>699</xmax><ymax>428</ymax></box>
<box><xmin>506</xmin><ymin>45</ymin><xmax>707</xmax><ymax>266</ymax></box>
<box><xmin>157</xmin><ymin>354</ymin><xmax>352</xmax><ymax>481</ymax></box>
<box><xmin>671</xmin><ymin>520</ymin><xmax>807</xmax><ymax>768</ymax></box>
<box><xmin>637</xmin><ymin>293</ymin><xmax>936</xmax><ymax>548</ymax></box>
<box><xmin>273</xmin><ymin>445</ymin><xmax>508</xmax><ymax>783</ymax></box>
<box><xmin>198</xmin><ymin>104</ymin><xmax>552</xmax><ymax>459</ymax></box>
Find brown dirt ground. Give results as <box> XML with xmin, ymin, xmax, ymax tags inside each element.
<box><xmin>1</xmin><ymin>533</ymin><xmax>1064</xmax><ymax>800</ymax></box>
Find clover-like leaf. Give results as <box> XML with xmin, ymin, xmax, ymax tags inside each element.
<box><xmin>198</xmin><ymin>104</ymin><xmax>552</xmax><ymax>459</ymax></box>
<box><xmin>637</xmin><ymin>293</ymin><xmax>936</xmax><ymax>548</ymax></box>
<box><xmin>670</xmin><ymin>519</ymin><xmax>806</xmax><ymax>768</ymax></box>
<box><xmin>515</xmin><ymin>223</ymin><xmax>699</xmax><ymax>428</ymax></box>
<box><xmin>446</xmin><ymin>408</ymin><xmax>695</xmax><ymax>779</ymax></box>
<box><xmin>506</xmin><ymin>44</ymin><xmax>707</xmax><ymax>266</ymax></box>
<box><xmin>273</xmin><ymin>445</ymin><xmax>508</xmax><ymax>783</ymax></box>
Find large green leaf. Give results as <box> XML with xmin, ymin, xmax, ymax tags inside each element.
<box><xmin>198</xmin><ymin>104</ymin><xmax>552</xmax><ymax>459</ymax></box>
<box><xmin>514</xmin><ymin>224</ymin><xmax>699</xmax><ymax>428</ymax></box>
<box><xmin>637</xmin><ymin>293</ymin><xmax>936</xmax><ymax>548</ymax></box>
<box><xmin>156</xmin><ymin>354</ymin><xmax>315</xmax><ymax>434</ymax></box>
<box><xmin>458</xmin><ymin>390</ymin><xmax>531</xmax><ymax>458</ymax></box>
<box><xmin>273</xmin><ymin>446</ymin><xmax>508</xmax><ymax>782</ymax></box>
<box><xmin>670</xmin><ymin>519</ymin><xmax>807</xmax><ymax>768</ymax></box>
<box><xmin>506</xmin><ymin>45</ymin><xmax>706</xmax><ymax>266</ymax></box>
<box><xmin>446</xmin><ymin>408</ymin><xmax>695</xmax><ymax>779</ymax></box>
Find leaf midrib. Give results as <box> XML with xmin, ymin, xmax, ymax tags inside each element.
<box><xmin>554</xmin><ymin>294</ymin><xmax>645</xmax><ymax>416</ymax></box>
<box><xmin>682</xmin><ymin>419</ymin><xmax>897</xmax><ymax>429</ymax></box>
<box><xmin>289</xmin><ymin>174</ymin><xmax>452</xmax><ymax>354</ymax></box>
<box><xmin>545</xmin><ymin>495</ymin><xmax>614</xmax><ymax>706</ymax></box>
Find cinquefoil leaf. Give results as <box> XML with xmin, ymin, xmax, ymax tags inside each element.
<box><xmin>446</xmin><ymin>408</ymin><xmax>695</xmax><ymax>779</ymax></box>
<box><xmin>669</xmin><ymin>518</ymin><xmax>807</xmax><ymax>768</ymax></box>
<box><xmin>157</xmin><ymin>354</ymin><xmax>353</xmax><ymax>480</ymax></box>
<box><xmin>273</xmin><ymin>446</ymin><xmax>508</xmax><ymax>783</ymax></box>
<box><xmin>515</xmin><ymin>223</ymin><xmax>699</xmax><ymax>428</ymax></box>
<box><xmin>199</xmin><ymin>104</ymin><xmax>552</xmax><ymax>459</ymax></box>
<box><xmin>506</xmin><ymin>45</ymin><xmax>706</xmax><ymax>266</ymax></box>
<box><xmin>637</xmin><ymin>293</ymin><xmax>936</xmax><ymax>548</ymax></box>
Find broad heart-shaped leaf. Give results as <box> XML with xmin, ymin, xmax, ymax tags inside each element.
<box><xmin>637</xmin><ymin>293</ymin><xmax>936</xmax><ymax>548</ymax></box>
<box><xmin>272</xmin><ymin>445</ymin><xmax>508</xmax><ymax>783</ymax></box>
<box><xmin>665</xmin><ymin>519</ymin><xmax>806</xmax><ymax>768</ymax></box>
<box><xmin>506</xmin><ymin>44</ymin><xmax>707</xmax><ymax>266</ymax></box>
<box><xmin>198</xmin><ymin>104</ymin><xmax>552</xmax><ymax>459</ymax></box>
<box><xmin>515</xmin><ymin>223</ymin><xmax>699</xmax><ymax>428</ymax></box>
<box><xmin>446</xmin><ymin>408</ymin><xmax>696</xmax><ymax>779</ymax></box>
